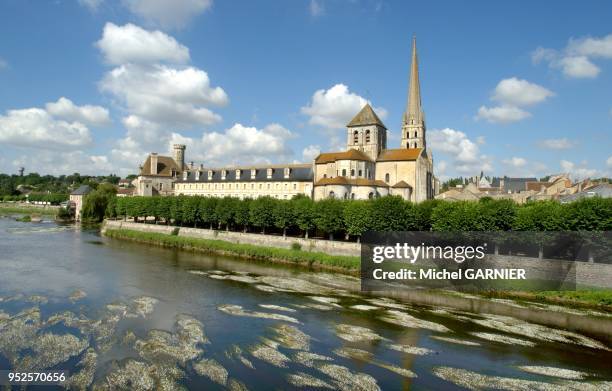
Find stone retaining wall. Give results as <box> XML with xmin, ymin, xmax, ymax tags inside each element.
<box><xmin>102</xmin><ymin>220</ymin><xmax>360</xmax><ymax>256</ymax></box>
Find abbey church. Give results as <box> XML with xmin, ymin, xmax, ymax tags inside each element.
<box><xmin>135</xmin><ymin>38</ymin><xmax>437</xmax><ymax>202</ymax></box>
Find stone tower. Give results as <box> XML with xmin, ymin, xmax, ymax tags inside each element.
<box><xmin>401</xmin><ymin>36</ymin><xmax>426</xmax><ymax>150</ymax></box>
<box><xmin>346</xmin><ymin>103</ymin><xmax>387</xmax><ymax>161</ymax></box>
<box><xmin>173</xmin><ymin>144</ymin><xmax>186</xmax><ymax>170</ymax></box>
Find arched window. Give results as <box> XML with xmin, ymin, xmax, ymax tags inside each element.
<box><xmin>343</xmin><ymin>193</ymin><xmax>348</xmax><ymax>199</ymax></box>
<box><xmin>329</xmin><ymin>191</ymin><xmax>335</xmax><ymax>198</ymax></box>
<box><xmin>365</xmin><ymin>129</ymin><xmax>371</xmax><ymax>143</ymax></box>
<box><xmin>353</xmin><ymin>130</ymin><xmax>359</xmax><ymax>144</ymax></box>
<box><xmin>350</xmin><ymin>169</ymin><xmax>355</xmax><ymax>177</ymax></box>
<box><xmin>323</xmin><ymin>174</ymin><xmax>327</xmax><ymax>178</ymax></box>
<box><xmin>351</xmin><ymin>193</ymin><xmax>355</xmax><ymax>199</ymax></box>
<box><xmin>358</xmin><ymin>169</ymin><xmax>362</xmax><ymax>177</ymax></box>
<box><xmin>342</xmin><ymin>169</ymin><xmax>346</xmax><ymax>177</ymax></box>
<box><xmin>368</xmin><ymin>192</ymin><xmax>374</xmax><ymax>199</ymax></box>
<box><xmin>385</xmin><ymin>173</ymin><xmax>390</xmax><ymax>183</ymax></box>
<box><xmin>414</xmin><ymin>131</ymin><xmax>418</xmax><ymax>138</ymax></box>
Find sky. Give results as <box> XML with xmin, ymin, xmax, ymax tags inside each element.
<box><xmin>0</xmin><ymin>0</ymin><xmax>611</xmax><ymax>181</ymax></box>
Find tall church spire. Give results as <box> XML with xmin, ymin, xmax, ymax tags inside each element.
<box><xmin>401</xmin><ymin>35</ymin><xmax>426</xmax><ymax>150</ymax></box>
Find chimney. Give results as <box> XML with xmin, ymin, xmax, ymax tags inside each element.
<box><xmin>150</xmin><ymin>153</ymin><xmax>158</xmax><ymax>175</ymax></box>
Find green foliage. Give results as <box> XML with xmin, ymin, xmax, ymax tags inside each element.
<box><xmin>109</xmin><ymin>194</ymin><xmax>611</xmax><ymax>241</ymax></box>
<box><xmin>314</xmin><ymin>198</ymin><xmax>345</xmax><ymax>239</ymax></box>
<box><xmin>292</xmin><ymin>196</ymin><xmax>316</xmax><ymax>237</ymax></box>
<box><xmin>343</xmin><ymin>200</ymin><xmax>372</xmax><ymax>238</ymax></box>
<box><xmin>370</xmin><ymin>196</ymin><xmax>415</xmax><ymax>231</ymax></box>
<box><xmin>249</xmin><ymin>196</ymin><xmax>276</xmax><ymax>233</ymax></box>
<box><xmin>273</xmin><ymin>200</ymin><xmax>295</xmax><ymax>236</ymax></box>
<box><xmin>81</xmin><ymin>185</ymin><xmax>117</xmax><ymax>222</ymax></box>
<box><xmin>291</xmin><ymin>242</ymin><xmax>302</xmax><ymax>251</ymax></box>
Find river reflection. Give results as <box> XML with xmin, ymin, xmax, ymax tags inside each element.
<box><xmin>0</xmin><ymin>216</ymin><xmax>611</xmax><ymax>390</ymax></box>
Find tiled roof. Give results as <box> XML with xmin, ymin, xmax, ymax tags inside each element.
<box><xmin>315</xmin><ymin>149</ymin><xmax>373</xmax><ymax>164</ymax></box>
<box><xmin>526</xmin><ymin>181</ymin><xmax>551</xmax><ymax>192</ymax></box>
<box><xmin>376</xmin><ymin>148</ymin><xmax>422</xmax><ymax>162</ymax></box>
<box><xmin>178</xmin><ymin>164</ymin><xmax>313</xmax><ymax>183</ymax></box>
<box><xmin>314</xmin><ymin>177</ymin><xmax>389</xmax><ymax>187</ymax></box>
<box><xmin>347</xmin><ymin>104</ymin><xmax>386</xmax><ymax>128</ymax></box>
<box><xmin>392</xmin><ymin>180</ymin><xmax>412</xmax><ymax>188</ymax></box>
<box><xmin>140</xmin><ymin>155</ymin><xmax>182</xmax><ymax>177</ymax></box>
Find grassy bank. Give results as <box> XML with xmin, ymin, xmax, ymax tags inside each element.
<box><xmin>0</xmin><ymin>203</ymin><xmax>58</xmax><ymax>216</ymax></box>
<box><xmin>483</xmin><ymin>289</ymin><xmax>612</xmax><ymax>309</ymax></box>
<box><xmin>104</xmin><ymin>228</ymin><xmax>360</xmax><ymax>272</ymax></box>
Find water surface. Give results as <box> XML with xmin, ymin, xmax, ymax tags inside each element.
<box><xmin>1</xmin><ymin>217</ymin><xmax>611</xmax><ymax>390</ymax></box>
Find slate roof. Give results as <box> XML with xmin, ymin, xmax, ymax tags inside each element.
<box><xmin>315</xmin><ymin>149</ymin><xmax>374</xmax><ymax>164</ymax></box>
<box><xmin>559</xmin><ymin>184</ymin><xmax>612</xmax><ymax>203</ymax></box>
<box><xmin>376</xmin><ymin>148</ymin><xmax>422</xmax><ymax>162</ymax></box>
<box><xmin>71</xmin><ymin>185</ymin><xmax>92</xmax><ymax>195</ymax></box>
<box><xmin>178</xmin><ymin>164</ymin><xmax>313</xmax><ymax>183</ymax></box>
<box><xmin>502</xmin><ymin>177</ymin><xmax>537</xmax><ymax>193</ymax></box>
<box><xmin>347</xmin><ymin>104</ymin><xmax>386</xmax><ymax>128</ymax></box>
<box><xmin>314</xmin><ymin>177</ymin><xmax>389</xmax><ymax>187</ymax></box>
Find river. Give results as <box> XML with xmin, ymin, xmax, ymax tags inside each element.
<box><xmin>0</xmin><ymin>216</ymin><xmax>611</xmax><ymax>390</ymax></box>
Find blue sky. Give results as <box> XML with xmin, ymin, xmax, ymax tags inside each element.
<box><xmin>0</xmin><ymin>0</ymin><xmax>611</xmax><ymax>180</ymax></box>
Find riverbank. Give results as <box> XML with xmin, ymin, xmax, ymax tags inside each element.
<box><xmin>103</xmin><ymin>224</ymin><xmax>612</xmax><ymax>310</ymax></box>
<box><xmin>0</xmin><ymin>202</ymin><xmax>59</xmax><ymax>216</ymax></box>
<box><xmin>104</xmin><ymin>228</ymin><xmax>360</xmax><ymax>272</ymax></box>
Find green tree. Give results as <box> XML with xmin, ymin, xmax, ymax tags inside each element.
<box><xmin>273</xmin><ymin>200</ymin><xmax>295</xmax><ymax>238</ymax></box>
<box><xmin>250</xmin><ymin>197</ymin><xmax>276</xmax><ymax>234</ymax></box>
<box><xmin>234</xmin><ymin>198</ymin><xmax>252</xmax><ymax>232</ymax></box>
<box><xmin>370</xmin><ymin>196</ymin><xmax>414</xmax><ymax>231</ymax></box>
<box><xmin>199</xmin><ymin>197</ymin><xmax>218</xmax><ymax>229</ymax></box>
<box><xmin>343</xmin><ymin>200</ymin><xmax>372</xmax><ymax>241</ymax></box>
<box><xmin>292</xmin><ymin>196</ymin><xmax>316</xmax><ymax>238</ymax></box>
<box><xmin>215</xmin><ymin>197</ymin><xmax>237</xmax><ymax>230</ymax></box>
<box><xmin>314</xmin><ymin>198</ymin><xmax>345</xmax><ymax>240</ymax></box>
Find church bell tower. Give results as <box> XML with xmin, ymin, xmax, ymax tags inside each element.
<box><xmin>401</xmin><ymin>36</ymin><xmax>426</xmax><ymax>150</ymax></box>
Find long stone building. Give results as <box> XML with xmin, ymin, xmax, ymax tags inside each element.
<box><xmin>135</xmin><ymin>37</ymin><xmax>436</xmax><ymax>202</ymax></box>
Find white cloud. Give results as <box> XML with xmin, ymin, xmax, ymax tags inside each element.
<box><xmin>429</xmin><ymin>128</ymin><xmax>492</xmax><ymax>175</ymax></box>
<box><xmin>78</xmin><ymin>0</ymin><xmax>103</xmax><ymax>12</ymax></box>
<box><xmin>607</xmin><ymin>156</ymin><xmax>612</xmax><ymax>168</ymax></box>
<box><xmin>309</xmin><ymin>0</ymin><xmax>324</xmax><ymax>16</ymax></box>
<box><xmin>302</xmin><ymin>145</ymin><xmax>321</xmax><ymax>161</ymax></box>
<box><xmin>538</xmin><ymin>138</ymin><xmax>574</xmax><ymax>150</ymax></box>
<box><xmin>122</xmin><ymin>0</ymin><xmax>213</xmax><ymax>29</ymax></box>
<box><xmin>491</xmin><ymin>77</ymin><xmax>554</xmax><ymax>107</ymax></box>
<box><xmin>100</xmin><ymin>64</ymin><xmax>226</xmax><ymax>127</ymax></box>
<box><xmin>476</xmin><ymin>136</ymin><xmax>485</xmax><ymax>145</ymax></box>
<box><xmin>476</xmin><ymin>78</ymin><xmax>552</xmax><ymax>124</ymax></box>
<box><xmin>45</xmin><ymin>97</ymin><xmax>111</xmax><ymax>127</ymax></box>
<box><xmin>557</xmin><ymin>56</ymin><xmax>600</xmax><ymax>78</ymax></box>
<box><xmin>532</xmin><ymin>34</ymin><xmax>612</xmax><ymax>79</ymax></box>
<box><xmin>566</xmin><ymin>34</ymin><xmax>612</xmax><ymax>59</ymax></box>
<box><xmin>96</xmin><ymin>23</ymin><xmax>190</xmax><ymax>65</ymax></box>
<box><xmin>301</xmin><ymin>84</ymin><xmax>387</xmax><ymax>130</ymax></box>
<box><xmin>502</xmin><ymin>157</ymin><xmax>527</xmax><ymax>168</ymax></box>
<box><xmin>0</xmin><ymin>108</ymin><xmax>92</xmax><ymax>149</ymax></box>
<box><xmin>168</xmin><ymin>123</ymin><xmax>295</xmax><ymax>166</ymax></box>
<box><xmin>560</xmin><ymin>159</ymin><xmax>600</xmax><ymax>180</ymax></box>
<box><xmin>476</xmin><ymin>105</ymin><xmax>531</xmax><ymax>124</ymax></box>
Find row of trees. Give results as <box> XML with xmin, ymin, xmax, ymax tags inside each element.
<box><xmin>0</xmin><ymin>172</ymin><xmax>125</xmax><ymax>197</ymax></box>
<box><xmin>105</xmin><ymin>195</ymin><xmax>611</xmax><ymax>240</ymax></box>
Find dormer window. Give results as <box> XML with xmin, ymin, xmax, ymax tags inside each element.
<box><xmin>195</xmin><ymin>171</ymin><xmax>201</xmax><ymax>180</ymax></box>
<box><xmin>221</xmin><ymin>169</ymin><xmax>227</xmax><ymax>180</ymax></box>
<box><xmin>283</xmin><ymin>167</ymin><xmax>291</xmax><ymax>178</ymax></box>
<box><xmin>208</xmin><ymin>170</ymin><xmax>213</xmax><ymax>180</ymax></box>
<box><xmin>236</xmin><ymin>169</ymin><xmax>241</xmax><ymax>179</ymax></box>
<box><xmin>267</xmin><ymin>168</ymin><xmax>273</xmax><ymax>179</ymax></box>
<box><xmin>251</xmin><ymin>169</ymin><xmax>257</xmax><ymax>179</ymax></box>
<box><xmin>183</xmin><ymin>171</ymin><xmax>188</xmax><ymax>180</ymax></box>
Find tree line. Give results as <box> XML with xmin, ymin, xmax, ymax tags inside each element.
<box><xmin>103</xmin><ymin>195</ymin><xmax>611</xmax><ymax>240</ymax></box>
